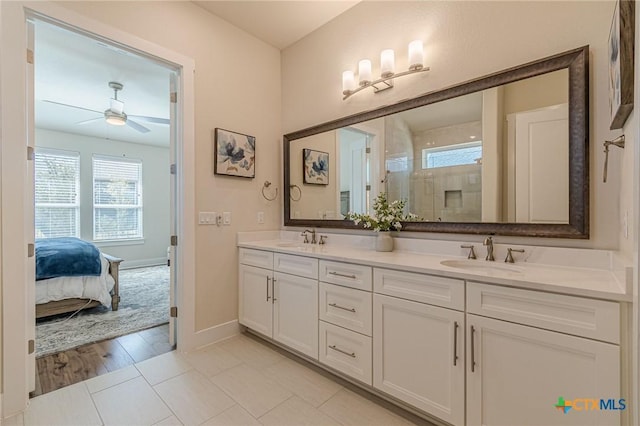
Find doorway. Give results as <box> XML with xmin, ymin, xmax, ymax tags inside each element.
<box><xmin>27</xmin><ymin>16</ymin><xmax>179</xmax><ymax>396</ymax></box>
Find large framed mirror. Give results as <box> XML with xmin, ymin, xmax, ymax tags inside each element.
<box><xmin>284</xmin><ymin>46</ymin><xmax>588</xmax><ymax>238</ymax></box>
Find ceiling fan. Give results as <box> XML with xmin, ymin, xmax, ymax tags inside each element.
<box><xmin>42</xmin><ymin>81</ymin><xmax>170</xmax><ymax>134</ymax></box>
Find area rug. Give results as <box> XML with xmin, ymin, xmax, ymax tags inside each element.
<box><xmin>36</xmin><ymin>265</ymin><xmax>170</xmax><ymax>357</ymax></box>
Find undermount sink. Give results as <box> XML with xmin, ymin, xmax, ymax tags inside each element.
<box><xmin>440</xmin><ymin>259</ymin><xmax>523</xmax><ymax>274</ymax></box>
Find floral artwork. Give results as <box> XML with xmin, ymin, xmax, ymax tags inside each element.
<box><xmin>303</xmin><ymin>149</ymin><xmax>329</xmax><ymax>185</ymax></box>
<box><xmin>608</xmin><ymin>0</ymin><xmax>634</xmax><ymax>130</ymax></box>
<box><xmin>214</xmin><ymin>128</ymin><xmax>255</xmax><ymax>178</ymax></box>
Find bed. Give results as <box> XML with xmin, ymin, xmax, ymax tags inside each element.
<box><xmin>35</xmin><ymin>237</ymin><xmax>123</xmax><ymax>319</ymax></box>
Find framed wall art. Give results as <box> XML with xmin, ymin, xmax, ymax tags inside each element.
<box><xmin>214</xmin><ymin>128</ymin><xmax>255</xmax><ymax>178</ymax></box>
<box><xmin>608</xmin><ymin>0</ymin><xmax>635</xmax><ymax>130</ymax></box>
<box><xmin>303</xmin><ymin>148</ymin><xmax>329</xmax><ymax>185</ymax></box>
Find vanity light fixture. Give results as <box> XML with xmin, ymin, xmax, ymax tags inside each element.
<box><xmin>342</xmin><ymin>40</ymin><xmax>430</xmax><ymax>100</ymax></box>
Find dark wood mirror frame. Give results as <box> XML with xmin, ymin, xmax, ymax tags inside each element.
<box><xmin>284</xmin><ymin>46</ymin><xmax>589</xmax><ymax>238</ymax></box>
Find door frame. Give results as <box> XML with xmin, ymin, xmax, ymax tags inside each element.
<box><xmin>1</xmin><ymin>2</ymin><xmax>196</xmax><ymax>417</ymax></box>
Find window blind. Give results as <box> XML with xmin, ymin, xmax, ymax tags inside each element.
<box><xmin>35</xmin><ymin>149</ymin><xmax>80</xmax><ymax>238</ymax></box>
<box><xmin>93</xmin><ymin>156</ymin><xmax>143</xmax><ymax>240</ymax></box>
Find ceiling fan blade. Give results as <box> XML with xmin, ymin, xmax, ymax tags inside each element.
<box><xmin>110</xmin><ymin>98</ymin><xmax>125</xmax><ymax>114</ymax></box>
<box><xmin>76</xmin><ymin>117</ymin><xmax>104</xmax><ymax>125</ymax></box>
<box><xmin>126</xmin><ymin>119</ymin><xmax>151</xmax><ymax>133</ymax></box>
<box><xmin>42</xmin><ymin>100</ymin><xmax>102</xmax><ymax>114</ymax></box>
<box><xmin>128</xmin><ymin>115</ymin><xmax>170</xmax><ymax>125</ymax></box>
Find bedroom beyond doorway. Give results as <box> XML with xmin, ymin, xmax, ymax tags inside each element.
<box><xmin>36</xmin><ymin>264</ymin><xmax>171</xmax><ymax>357</ymax></box>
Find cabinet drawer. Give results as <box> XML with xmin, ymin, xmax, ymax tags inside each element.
<box><xmin>319</xmin><ymin>321</ymin><xmax>372</xmax><ymax>385</ymax></box>
<box><xmin>274</xmin><ymin>253</ymin><xmax>318</xmax><ymax>279</ymax></box>
<box><xmin>320</xmin><ymin>283</ymin><xmax>372</xmax><ymax>336</ymax></box>
<box><xmin>239</xmin><ymin>248</ymin><xmax>273</xmax><ymax>269</ymax></box>
<box><xmin>320</xmin><ymin>260</ymin><xmax>372</xmax><ymax>291</ymax></box>
<box><xmin>374</xmin><ymin>268</ymin><xmax>464</xmax><ymax>311</ymax></box>
<box><xmin>467</xmin><ymin>282</ymin><xmax>620</xmax><ymax>344</ymax></box>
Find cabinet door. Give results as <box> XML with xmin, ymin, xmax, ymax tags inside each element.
<box><xmin>273</xmin><ymin>272</ymin><xmax>318</xmax><ymax>359</ymax></box>
<box><xmin>373</xmin><ymin>294</ymin><xmax>465</xmax><ymax>426</ymax></box>
<box><xmin>238</xmin><ymin>264</ymin><xmax>272</xmax><ymax>337</ymax></box>
<box><xmin>467</xmin><ymin>314</ymin><xmax>621</xmax><ymax>426</ymax></box>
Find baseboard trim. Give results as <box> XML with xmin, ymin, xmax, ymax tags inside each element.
<box><xmin>120</xmin><ymin>257</ymin><xmax>166</xmax><ymax>270</ymax></box>
<box><xmin>185</xmin><ymin>319</ymin><xmax>240</xmax><ymax>352</ymax></box>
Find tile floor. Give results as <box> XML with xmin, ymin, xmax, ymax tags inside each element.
<box><xmin>6</xmin><ymin>333</ymin><xmax>434</xmax><ymax>426</ymax></box>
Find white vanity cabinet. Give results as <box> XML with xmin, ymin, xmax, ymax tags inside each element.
<box><xmin>466</xmin><ymin>282</ymin><xmax>621</xmax><ymax>426</ymax></box>
<box><xmin>238</xmin><ymin>248</ymin><xmax>319</xmax><ymax>359</ymax></box>
<box><xmin>373</xmin><ymin>268</ymin><xmax>466</xmax><ymax>426</ymax></box>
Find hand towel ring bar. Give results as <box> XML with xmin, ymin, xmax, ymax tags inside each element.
<box><xmin>290</xmin><ymin>184</ymin><xmax>302</xmax><ymax>201</ymax></box>
<box><xmin>261</xmin><ymin>181</ymin><xmax>278</xmax><ymax>201</ymax></box>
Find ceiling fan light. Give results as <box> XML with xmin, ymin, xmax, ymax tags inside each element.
<box><xmin>105</xmin><ymin>110</ymin><xmax>127</xmax><ymax>126</ymax></box>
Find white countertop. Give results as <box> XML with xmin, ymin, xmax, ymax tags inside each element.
<box><xmin>238</xmin><ymin>239</ymin><xmax>630</xmax><ymax>302</ymax></box>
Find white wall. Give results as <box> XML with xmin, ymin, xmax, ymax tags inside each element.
<box><xmin>282</xmin><ymin>1</ymin><xmax>621</xmax><ymax>249</ymax></box>
<box><xmin>36</xmin><ymin>128</ymin><xmax>170</xmax><ymax>268</ymax></box>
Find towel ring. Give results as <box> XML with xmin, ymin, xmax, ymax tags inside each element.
<box><xmin>261</xmin><ymin>181</ymin><xmax>278</xmax><ymax>201</ymax></box>
<box><xmin>289</xmin><ymin>184</ymin><xmax>302</xmax><ymax>201</ymax></box>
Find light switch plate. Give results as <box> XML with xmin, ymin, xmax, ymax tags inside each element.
<box><xmin>257</xmin><ymin>211</ymin><xmax>265</xmax><ymax>224</ymax></box>
<box><xmin>223</xmin><ymin>211</ymin><xmax>231</xmax><ymax>225</ymax></box>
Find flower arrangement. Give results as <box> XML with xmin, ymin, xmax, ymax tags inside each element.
<box><xmin>345</xmin><ymin>192</ymin><xmax>419</xmax><ymax>232</ymax></box>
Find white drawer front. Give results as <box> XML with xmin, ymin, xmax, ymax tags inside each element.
<box><xmin>467</xmin><ymin>282</ymin><xmax>620</xmax><ymax>344</ymax></box>
<box><xmin>320</xmin><ymin>260</ymin><xmax>372</xmax><ymax>291</ymax></box>
<box><xmin>239</xmin><ymin>248</ymin><xmax>273</xmax><ymax>269</ymax></box>
<box><xmin>274</xmin><ymin>253</ymin><xmax>318</xmax><ymax>279</ymax></box>
<box><xmin>374</xmin><ymin>268</ymin><xmax>464</xmax><ymax>311</ymax></box>
<box><xmin>320</xmin><ymin>283</ymin><xmax>372</xmax><ymax>336</ymax></box>
<box><xmin>319</xmin><ymin>321</ymin><xmax>372</xmax><ymax>385</ymax></box>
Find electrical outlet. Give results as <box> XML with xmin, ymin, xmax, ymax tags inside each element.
<box><xmin>257</xmin><ymin>211</ymin><xmax>265</xmax><ymax>224</ymax></box>
<box><xmin>223</xmin><ymin>211</ymin><xmax>231</xmax><ymax>225</ymax></box>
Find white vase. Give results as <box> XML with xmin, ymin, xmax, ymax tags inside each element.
<box><xmin>375</xmin><ymin>231</ymin><xmax>394</xmax><ymax>252</ymax></box>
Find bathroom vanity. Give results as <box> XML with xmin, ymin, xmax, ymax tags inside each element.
<box><xmin>237</xmin><ymin>234</ymin><xmax>630</xmax><ymax>426</ymax></box>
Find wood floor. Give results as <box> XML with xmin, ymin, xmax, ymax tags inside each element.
<box><xmin>32</xmin><ymin>323</ymin><xmax>173</xmax><ymax>397</ymax></box>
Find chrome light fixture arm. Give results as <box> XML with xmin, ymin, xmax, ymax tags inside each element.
<box><xmin>342</xmin><ymin>67</ymin><xmax>430</xmax><ymax>100</ymax></box>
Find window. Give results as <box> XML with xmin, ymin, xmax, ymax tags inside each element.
<box><xmin>93</xmin><ymin>156</ymin><xmax>143</xmax><ymax>240</ymax></box>
<box><xmin>35</xmin><ymin>149</ymin><xmax>80</xmax><ymax>238</ymax></box>
<box><xmin>422</xmin><ymin>141</ymin><xmax>482</xmax><ymax>169</ymax></box>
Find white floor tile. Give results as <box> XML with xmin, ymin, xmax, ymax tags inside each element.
<box><xmin>201</xmin><ymin>405</ymin><xmax>262</xmax><ymax>426</ymax></box>
<box><xmin>320</xmin><ymin>388</ymin><xmax>416</xmax><ymax>426</ymax></box>
<box><xmin>263</xmin><ymin>358</ymin><xmax>342</xmax><ymax>407</ymax></box>
<box><xmin>85</xmin><ymin>365</ymin><xmax>140</xmax><ymax>394</ymax></box>
<box><xmin>153</xmin><ymin>415</ymin><xmax>183</xmax><ymax>425</ymax></box>
<box><xmin>259</xmin><ymin>396</ymin><xmax>341</xmax><ymax>426</ymax></box>
<box><xmin>24</xmin><ymin>383</ymin><xmax>101</xmax><ymax>426</ymax></box>
<box><xmin>135</xmin><ymin>350</ymin><xmax>193</xmax><ymax>385</ymax></box>
<box><xmin>183</xmin><ymin>344</ymin><xmax>242</xmax><ymax>378</ymax></box>
<box><xmin>218</xmin><ymin>335</ymin><xmax>284</xmax><ymax>369</ymax></box>
<box><xmin>3</xmin><ymin>412</ymin><xmax>24</xmax><ymax>426</ymax></box>
<box><xmin>92</xmin><ymin>376</ymin><xmax>172</xmax><ymax>425</ymax></box>
<box><xmin>210</xmin><ymin>364</ymin><xmax>292</xmax><ymax>418</ymax></box>
<box><xmin>154</xmin><ymin>370</ymin><xmax>235</xmax><ymax>425</ymax></box>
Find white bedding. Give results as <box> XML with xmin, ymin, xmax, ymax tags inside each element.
<box><xmin>35</xmin><ymin>253</ymin><xmax>115</xmax><ymax>306</ymax></box>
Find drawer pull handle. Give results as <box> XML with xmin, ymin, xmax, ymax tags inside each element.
<box><xmin>470</xmin><ymin>325</ymin><xmax>477</xmax><ymax>373</ymax></box>
<box><xmin>329</xmin><ymin>344</ymin><xmax>356</xmax><ymax>358</ymax></box>
<box><xmin>329</xmin><ymin>271</ymin><xmax>357</xmax><ymax>279</ymax></box>
<box><xmin>328</xmin><ymin>303</ymin><xmax>356</xmax><ymax>313</ymax></box>
<box><xmin>453</xmin><ymin>321</ymin><xmax>459</xmax><ymax>366</ymax></box>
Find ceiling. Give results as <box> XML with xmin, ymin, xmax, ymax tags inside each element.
<box><xmin>35</xmin><ymin>21</ymin><xmax>172</xmax><ymax>147</ymax></box>
<box><xmin>193</xmin><ymin>1</ymin><xmax>360</xmax><ymax>49</ymax></box>
<box><xmin>34</xmin><ymin>2</ymin><xmax>360</xmax><ymax>146</ymax></box>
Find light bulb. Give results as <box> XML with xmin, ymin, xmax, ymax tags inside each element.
<box><xmin>408</xmin><ymin>40</ymin><xmax>424</xmax><ymax>71</ymax></box>
<box><xmin>380</xmin><ymin>49</ymin><xmax>395</xmax><ymax>78</ymax></box>
<box><xmin>358</xmin><ymin>59</ymin><xmax>372</xmax><ymax>86</ymax></box>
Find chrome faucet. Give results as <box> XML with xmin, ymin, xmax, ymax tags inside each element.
<box><xmin>483</xmin><ymin>236</ymin><xmax>495</xmax><ymax>261</ymax></box>
<box><xmin>301</xmin><ymin>229</ymin><xmax>316</xmax><ymax>244</ymax></box>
